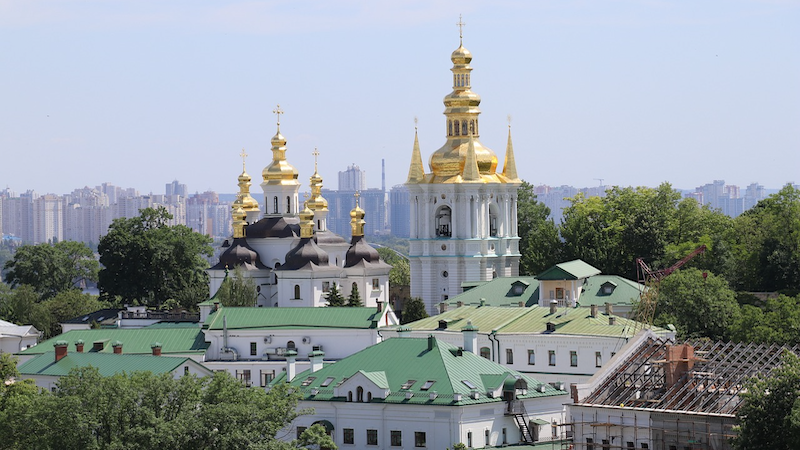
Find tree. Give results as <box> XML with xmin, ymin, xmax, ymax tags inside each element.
<box><xmin>3</xmin><ymin>241</ymin><xmax>98</xmax><ymax>300</ymax></box>
<box><xmin>652</xmin><ymin>268</ymin><xmax>740</xmax><ymax>340</ymax></box>
<box><xmin>98</xmin><ymin>207</ymin><xmax>212</xmax><ymax>309</ymax></box>
<box><xmin>297</xmin><ymin>424</ymin><xmax>337</xmax><ymax>450</ymax></box>
<box><xmin>38</xmin><ymin>290</ymin><xmax>109</xmax><ymax>339</ymax></box>
<box><xmin>214</xmin><ymin>267</ymin><xmax>257</xmax><ymax>307</ymax></box>
<box><xmin>734</xmin><ymin>350</ymin><xmax>800</xmax><ymax>450</ymax></box>
<box><xmin>401</xmin><ymin>297</ymin><xmax>428</xmax><ymax>324</ymax></box>
<box><xmin>517</xmin><ymin>181</ymin><xmax>561</xmax><ymax>275</ymax></box>
<box><xmin>729</xmin><ymin>294</ymin><xmax>800</xmax><ymax>345</ymax></box>
<box><xmin>346</xmin><ymin>284</ymin><xmax>362</xmax><ymax>307</ymax></box>
<box><xmin>326</xmin><ymin>283</ymin><xmax>345</xmax><ymax>307</ymax></box>
<box><xmin>0</xmin><ymin>284</ymin><xmax>50</xmax><ymax>332</ymax></box>
<box><xmin>376</xmin><ymin>247</ymin><xmax>409</xmax><ymax>287</ymax></box>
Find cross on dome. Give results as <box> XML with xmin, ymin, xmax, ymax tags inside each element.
<box><xmin>312</xmin><ymin>147</ymin><xmax>320</xmax><ymax>171</ymax></box>
<box><xmin>457</xmin><ymin>15</ymin><xmax>465</xmax><ymax>43</ymax></box>
<box><xmin>240</xmin><ymin>148</ymin><xmax>248</xmax><ymax>171</ymax></box>
<box><xmin>272</xmin><ymin>104</ymin><xmax>284</xmax><ymax>128</ymax></box>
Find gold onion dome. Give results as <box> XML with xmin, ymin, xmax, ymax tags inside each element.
<box><xmin>237</xmin><ymin>169</ymin><xmax>260</xmax><ymax>213</ymax></box>
<box><xmin>231</xmin><ymin>204</ymin><xmax>247</xmax><ymax>238</ymax></box>
<box><xmin>263</xmin><ymin>106</ymin><xmax>299</xmax><ymax>185</ymax></box>
<box><xmin>307</xmin><ymin>149</ymin><xmax>329</xmax><ymax>211</ymax></box>
<box><xmin>451</xmin><ymin>44</ymin><xmax>472</xmax><ymax>64</ymax></box>
<box><xmin>299</xmin><ymin>201</ymin><xmax>315</xmax><ymax>238</ymax></box>
<box><xmin>349</xmin><ymin>194</ymin><xmax>366</xmax><ymax>237</ymax></box>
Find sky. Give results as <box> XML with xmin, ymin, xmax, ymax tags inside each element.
<box><xmin>1</xmin><ymin>0</ymin><xmax>798</xmax><ymax>196</ymax></box>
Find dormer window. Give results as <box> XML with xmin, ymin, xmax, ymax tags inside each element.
<box><xmin>321</xmin><ymin>377</ymin><xmax>335</xmax><ymax>387</ymax></box>
<box><xmin>461</xmin><ymin>380</ymin><xmax>477</xmax><ymax>390</ymax></box>
<box><xmin>401</xmin><ymin>380</ymin><xmax>416</xmax><ymax>390</ymax></box>
<box><xmin>301</xmin><ymin>377</ymin><xmax>316</xmax><ymax>386</ymax></box>
<box><xmin>601</xmin><ymin>281</ymin><xmax>617</xmax><ymax>295</ymax></box>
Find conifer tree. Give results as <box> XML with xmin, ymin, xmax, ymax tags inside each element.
<box><xmin>326</xmin><ymin>282</ymin><xmax>345</xmax><ymax>307</ymax></box>
<box><xmin>346</xmin><ymin>284</ymin><xmax>363</xmax><ymax>307</ymax></box>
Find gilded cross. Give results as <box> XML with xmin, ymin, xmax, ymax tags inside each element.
<box><xmin>507</xmin><ymin>114</ymin><xmax>512</xmax><ymax>129</ymax></box>
<box><xmin>414</xmin><ymin>116</ymin><xmax>418</xmax><ymax>130</ymax></box>
<box><xmin>354</xmin><ymin>190</ymin><xmax>361</xmax><ymax>207</ymax></box>
<box><xmin>273</xmin><ymin>104</ymin><xmax>284</xmax><ymax>127</ymax></box>
<box><xmin>312</xmin><ymin>147</ymin><xmax>320</xmax><ymax>171</ymax></box>
<box><xmin>240</xmin><ymin>148</ymin><xmax>248</xmax><ymax>171</ymax></box>
<box><xmin>457</xmin><ymin>15</ymin><xmax>465</xmax><ymax>42</ymax></box>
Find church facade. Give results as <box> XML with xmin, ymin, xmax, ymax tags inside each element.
<box><xmin>207</xmin><ymin>116</ymin><xmax>391</xmax><ymax>309</ymax></box>
<box><xmin>406</xmin><ymin>37</ymin><xmax>522</xmax><ymax>314</ymax></box>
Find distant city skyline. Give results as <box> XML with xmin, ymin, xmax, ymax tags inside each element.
<box><xmin>1</xmin><ymin>1</ymin><xmax>798</xmax><ymax>195</ymax></box>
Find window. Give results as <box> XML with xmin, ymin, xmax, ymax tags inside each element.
<box><xmin>322</xmin><ymin>281</ymin><xmax>330</xmax><ymax>292</ymax></box>
<box><xmin>641</xmin><ymin>445</ymin><xmax>649</xmax><ymax>449</ymax></box>
<box><xmin>391</xmin><ymin>430</ymin><xmax>402</xmax><ymax>446</ymax></box>
<box><xmin>552</xmin><ymin>422</ymin><xmax>558</xmax><ymax>438</ymax></box>
<box><xmin>448</xmin><ymin>120</ymin><xmax>453</xmax><ymax>136</ymax></box>
<box><xmin>301</xmin><ymin>377</ymin><xmax>316</xmax><ymax>386</ymax></box>
<box><xmin>367</xmin><ymin>392</ymin><xmax>372</xmax><ymax>401</ymax></box>
<box><xmin>587</xmin><ymin>438</ymin><xmax>594</xmax><ymax>450</ymax></box>
<box><xmin>366</xmin><ymin>429</ymin><xmax>378</xmax><ymax>446</ymax></box>
<box><xmin>549</xmin><ymin>350</ymin><xmax>556</xmax><ymax>366</ymax></box>
<box><xmin>236</xmin><ymin>369</ymin><xmax>251</xmax><ymax>384</ymax></box>
<box><xmin>287</xmin><ymin>340</ymin><xmax>296</xmax><ymax>349</ymax></box>
<box><xmin>273</xmin><ymin>196</ymin><xmax>278</xmax><ymax>214</ymax></box>
<box><xmin>357</xmin><ymin>386</ymin><xmax>364</xmax><ymax>402</ymax></box>
<box><xmin>485</xmin><ymin>429</ymin><xmax>490</xmax><ymax>445</ymax></box>
<box><xmin>627</xmin><ymin>443</ymin><xmax>635</xmax><ymax>449</ymax></box>
<box><xmin>480</xmin><ymin>347</ymin><xmax>490</xmax><ymax>359</ymax></box>
<box><xmin>502</xmin><ymin>428</ymin><xmax>507</xmax><ymax>444</ymax></box>
<box><xmin>596</xmin><ymin>351</ymin><xmax>603</xmax><ymax>367</ymax></box>
<box><xmin>506</xmin><ymin>348</ymin><xmax>514</xmax><ymax>364</ymax></box>
<box><xmin>184</xmin><ymin>366</ymin><xmax>189</xmax><ymax>375</ymax></box>
<box><xmin>294</xmin><ymin>284</ymin><xmax>300</xmax><ymax>299</ymax></box>
<box><xmin>528</xmin><ymin>349</ymin><xmax>535</xmax><ymax>365</ymax></box>
<box><xmin>286</xmin><ymin>196</ymin><xmax>291</xmax><ymax>213</ymax></box>
<box><xmin>462</xmin><ymin>380</ymin><xmax>477</xmax><ymax>389</ymax></box>
<box><xmin>261</xmin><ymin>370</ymin><xmax>275</xmax><ymax>387</ymax></box>
<box><xmin>250</xmin><ymin>342</ymin><xmax>257</xmax><ymax>356</ymax></box>
<box><xmin>603</xmin><ymin>439</ymin><xmax>610</xmax><ymax>450</ymax></box>
<box><xmin>321</xmin><ymin>376</ymin><xmax>335</xmax><ymax>387</ymax></box>
<box><xmin>462</xmin><ymin>120</ymin><xmax>467</xmax><ymax>135</ymax></box>
<box><xmin>454</xmin><ymin>120</ymin><xmax>460</xmax><ymax>135</ymax></box>
<box><xmin>467</xmin><ymin>432</ymin><xmax>472</xmax><ymax>447</ymax></box>
<box><xmin>570</xmin><ymin>351</ymin><xmax>578</xmax><ymax>367</ymax></box>
<box><xmin>401</xmin><ymin>380</ymin><xmax>416</xmax><ymax>390</ymax></box>
<box><xmin>556</xmin><ymin>288</ymin><xmax>564</xmax><ymax>299</ymax></box>
<box><xmin>372</xmin><ymin>278</ymin><xmax>380</xmax><ymax>290</ymax></box>
<box><xmin>347</xmin><ymin>391</ymin><xmax>353</xmax><ymax>402</ymax></box>
<box><xmin>297</xmin><ymin>427</ymin><xmax>306</xmax><ymax>439</ymax></box>
<box><xmin>415</xmin><ymin>431</ymin><xmax>426</xmax><ymax>447</ymax></box>
<box><xmin>343</xmin><ymin>428</ymin><xmax>354</xmax><ymax>444</ymax></box>
<box><xmin>421</xmin><ymin>380</ymin><xmax>436</xmax><ymax>390</ymax></box>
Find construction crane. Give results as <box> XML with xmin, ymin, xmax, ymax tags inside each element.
<box><xmin>632</xmin><ymin>245</ymin><xmax>707</xmax><ymax>332</ymax></box>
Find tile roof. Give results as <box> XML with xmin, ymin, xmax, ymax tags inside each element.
<box><xmin>537</xmin><ymin>260</ymin><xmax>601</xmax><ymax>280</ymax></box>
<box><xmin>203</xmin><ymin>306</ymin><xmax>384</xmax><ymax>330</ymax></box>
<box><xmin>19</xmin><ymin>351</ymin><xmax>206</xmax><ymax>377</ymax></box>
<box><xmin>279</xmin><ymin>336</ymin><xmax>568</xmax><ymax>406</ymax></box>
<box><xmin>18</xmin><ymin>328</ymin><xmax>208</xmax><ymax>356</ymax></box>
<box><xmin>403</xmin><ymin>305</ymin><xmax>650</xmax><ymax>338</ymax></box>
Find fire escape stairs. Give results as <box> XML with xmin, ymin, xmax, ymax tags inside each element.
<box><xmin>507</xmin><ymin>401</ymin><xmax>534</xmax><ymax>443</ymax></box>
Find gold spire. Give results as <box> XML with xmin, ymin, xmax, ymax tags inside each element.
<box><xmin>502</xmin><ymin>120</ymin><xmax>520</xmax><ymax>182</ymax></box>
<box><xmin>237</xmin><ymin>148</ymin><xmax>260</xmax><ymax>213</ymax></box>
<box><xmin>349</xmin><ymin>191</ymin><xmax>366</xmax><ymax>237</ymax></box>
<box><xmin>406</xmin><ymin>119</ymin><xmax>425</xmax><ymax>183</ymax></box>
<box><xmin>299</xmin><ymin>200</ymin><xmax>315</xmax><ymax>238</ymax></box>
<box><xmin>462</xmin><ymin>134</ymin><xmax>481</xmax><ymax>182</ymax></box>
<box><xmin>231</xmin><ymin>203</ymin><xmax>247</xmax><ymax>238</ymax></box>
<box><xmin>307</xmin><ymin>148</ymin><xmax>329</xmax><ymax>211</ymax></box>
<box><xmin>262</xmin><ymin>104</ymin><xmax>299</xmax><ymax>185</ymax></box>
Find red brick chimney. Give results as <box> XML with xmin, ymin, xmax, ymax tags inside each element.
<box><xmin>54</xmin><ymin>341</ymin><xmax>68</xmax><ymax>362</ymax></box>
<box><xmin>665</xmin><ymin>344</ymin><xmax>695</xmax><ymax>387</ymax></box>
<box><xmin>151</xmin><ymin>342</ymin><xmax>162</xmax><ymax>356</ymax></box>
<box><xmin>112</xmin><ymin>341</ymin><xmax>123</xmax><ymax>355</ymax></box>
<box><xmin>75</xmin><ymin>340</ymin><xmax>85</xmax><ymax>353</ymax></box>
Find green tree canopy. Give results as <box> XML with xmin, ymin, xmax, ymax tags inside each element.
<box><xmin>326</xmin><ymin>282</ymin><xmax>345</xmax><ymax>307</ymax></box>
<box><xmin>213</xmin><ymin>267</ymin><xmax>257</xmax><ymax>307</ymax></box>
<box><xmin>3</xmin><ymin>241</ymin><xmax>98</xmax><ymax>300</ymax></box>
<box><xmin>517</xmin><ymin>181</ymin><xmax>561</xmax><ymax>275</ymax></box>
<box><xmin>376</xmin><ymin>247</ymin><xmax>409</xmax><ymax>287</ymax></box>
<box><xmin>346</xmin><ymin>284</ymin><xmax>362</xmax><ymax>307</ymax></box>
<box><xmin>729</xmin><ymin>294</ymin><xmax>800</xmax><ymax>345</ymax></box>
<box><xmin>734</xmin><ymin>350</ymin><xmax>800</xmax><ymax>450</ymax></box>
<box><xmin>38</xmin><ymin>291</ymin><xmax>110</xmax><ymax>339</ymax></box>
<box><xmin>652</xmin><ymin>268</ymin><xmax>740</xmax><ymax>340</ymax></box>
<box><xmin>401</xmin><ymin>297</ymin><xmax>428</xmax><ymax>324</ymax></box>
<box><xmin>98</xmin><ymin>207</ymin><xmax>212</xmax><ymax>309</ymax></box>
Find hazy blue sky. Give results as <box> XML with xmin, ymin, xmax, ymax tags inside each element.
<box><xmin>1</xmin><ymin>0</ymin><xmax>798</xmax><ymax>196</ymax></box>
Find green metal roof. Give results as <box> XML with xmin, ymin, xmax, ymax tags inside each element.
<box><xmin>448</xmin><ymin>276</ymin><xmax>541</xmax><ymax>307</ymax></box>
<box><xmin>402</xmin><ymin>305</ymin><xmax>651</xmax><ymax>338</ymax></box>
<box><xmin>203</xmin><ymin>306</ymin><xmax>384</xmax><ymax>330</ymax></box>
<box><xmin>537</xmin><ymin>260</ymin><xmax>601</xmax><ymax>280</ymax></box>
<box><xmin>18</xmin><ymin>328</ymin><xmax>208</xmax><ymax>356</ymax></box>
<box><xmin>279</xmin><ymin>337</ymin><xmax>567</xmax><ymax>406</ymax></box>
<box><xmin>18</xmin><ymin>352</ymin><xmax>206</xmax><ymax>377</ymax></box>
<box><xmin>577</xmin><ymin>275</ymin><xmax>645</xmax><ymax>307</ymax></box>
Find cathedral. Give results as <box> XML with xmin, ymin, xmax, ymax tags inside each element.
<box><xmin>406</xmin><ymin>32</ymin><xmax>521</xmax><ymax>314</ymax></box>
<box><xmin>207</xmin><ymin>115</ymin><xmax>391</xmax><ymax>308</ymax></box>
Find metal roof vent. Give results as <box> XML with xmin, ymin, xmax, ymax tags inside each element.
<box><xmin>405</xmin><ymin>391</ymin><xmax>414</xmax><ymax>400</ymax></box>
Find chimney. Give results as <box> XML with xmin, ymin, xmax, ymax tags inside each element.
<box><xmin>479</xmin><ymin>298</ymin><xmax>486</xmax><ymax>307</ymax></box>
<box><xmin>590</xmin><ymin>304</ymin><xmax>598</xmax><ymax>318</ymax></box>
<box><xmin>427</xmin><ymin>335</ymin><xmax>436</xmax><ymax>351</ymax></box>
<box><xmin>549</xmin><ymin>300</ymin><xmax>558</xmax><ymax>314</ymax></box>
<box><xmin>376</xmin><ymin>301</ymin><xmax>383</xmax><ymax>313</ymax></box>
<box><xmin>609</xmin><ymin>317</ymin><xmax>617</xmax><ymax>326</ymax></box>
<box><xmin>151</xmin><ymin>342</ymin><xmax>162</xmax><ymax>356</ymax></box>
<box><xmin>285</xmin><ymin>349</ymin><xmax>297</xmax><ymax>382</ymax></box>
<box><xmin>439</xmin><ymin>302</ymin><xmax>447</xmax><ymax>313</ymax></box>
<box><xmin>605</xmin><ymin>302</ymin><xmax>613</xmax><ymax>315</ymax></box>
<box><xmin>665</xmin><ymin>344</ymin><xmax>695</xmax><ymax>387</ymax></box>
<box><xmin>457</xmin><ymin>301</ymin><xmax>463</xmax><ymax>308</ymax></box>
<box><xmin>518</xmin><ymin>301</ymin><xmax>524</xmax><ymax>307</ymax></box>
<box><xmin>75</xmin><ymin>339</ymin><xmax>85</xmax><ymax>353</ymax></box>
<box><xmin>213</xmin><ymin>301</ymin><xmax>220</xmax><ymax>312</ymax></box>
<box><xmin>461</xmin><ymin>321</ymin><xmax>478</xmax><ymax>354</ymax></box>
<box><xmin>54</xmin><ymin>340</ymin><xmax>68</xmax><ymax>362</ymax></box>
<box><xmin>93</xmin><ymin>341</ymin><xmax>105</xmax><ymax>352</ymax></box>
<box><xmin>309</xmin><ymin>346</ymin><xmax>325</xmax><ymax>373</ymax></box>
<box><xmin>112</xmin><ymin>341</ymin><xmax>123</xmax><ymax>354</ymax></box>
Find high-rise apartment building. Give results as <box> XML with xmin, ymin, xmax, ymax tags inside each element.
<box><xmin>338</xmin><ymin>164</ymin><xmax>366</xmax><ymax>191</ymax></box>
<box><xmin>389</xmin><ymin>185</ymin><xmax>410</xmax><ymax>238</ymax></box>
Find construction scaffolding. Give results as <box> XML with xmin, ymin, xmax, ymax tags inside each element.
<box><xmin>565</xmin><ymin>337</ymin><xmax>800</xmax><ymax>450</ymax></box>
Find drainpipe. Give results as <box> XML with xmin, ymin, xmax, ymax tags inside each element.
<box><xmin>221</xmin><ymin>315</ymin><xmax>239</xmax><ymax>360</ymax></box>
<box><xmin>488</xmin><ymin>331</ymin><xmax>499</xmax><ymax>363</ymax></box>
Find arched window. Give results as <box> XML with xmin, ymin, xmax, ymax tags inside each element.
<box><xmin>286</xmin><ymin>196</ymin><xmax>291</xmax><ymax>214</ymax></box>
<box><xmin>367</xmin><ymin>392</ymin><xmax>372</xmax><ymax>402</ymax></box>
<box><xmin>462</xmin><ymin>120</ymin><xmax>468</xmax><ymax>135</ymax></box>
<box><xmin>273</xmin><ymin>197</ymin><xmax>278</xmax><ymax>214</ymax></box>
<box><xmin>357</xmin><ymin>386</ymin><xmax>364</xmax><ymax>402</ymax></box>
<box><xmin>287</xmin><ymin>340</ymin><xmax>296</xmax><ymax>349</ymax></box>
<box><xmin>294</xmin><ymin>285</ymin><xmax>300</xmax><ymax>299</ymax></box>
<box><xmin>435</xmin><ymin>206</ymin><xmax>452</xmax><ymax>237</ymax></box>
<box><xmin>470</xmin><ymin>120</ymin><xmax>475</xmax><ymax>134</ymax></box>
<box><xmin>448</xmin><ymin>120</ymin><xmax>453</xmax><ymax>136</ymax></box>
<box><xmin>454</xmin><ymin>120</ymin><xmax>460</xmax><ymax>136</ymax></box>
<box><xmin>348</xmin><ymin>391</ymin><xmax>353</xmax><ymax>402</ymax></box>
<box><xmin>317</xmin><ymin>220</ymin><xmax>321</xmax><ymax>230</ymax></box>
<box><xmin>489</xmin><ymin>204</ymin><xmax>499</xmax><ymax>237</ymax></box>
<box><xmin>480</xmin><ymin>347</ymin><xmax>490</xmax><ymax>359</ymax></box>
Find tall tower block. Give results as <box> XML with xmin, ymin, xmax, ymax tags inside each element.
<box><xmin>405</xmin><ymin>27</ymin><xmax>521</xmax><ymax>314</ymax></box>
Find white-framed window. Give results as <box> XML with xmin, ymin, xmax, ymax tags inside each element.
<box><xmin>528</xmin><ymin>350</ymin><xmax>535</xmax><ymax>365</ymax></box>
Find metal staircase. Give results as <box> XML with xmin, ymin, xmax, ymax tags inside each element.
<box><xmin>507</xmin><ymin>400</ymin><xmax>534</xmax><ymax>443</ymax></box>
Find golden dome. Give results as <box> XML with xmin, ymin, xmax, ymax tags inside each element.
<box><xmin>349</xmin><ymin>194</ymin><xmax>366</xmax><ymax>237</ymax></box>
<box><xmin>231</xmin><ymin>203</ymin><xmax>247</xmax><ymax>238</ymax></box>
<box><xmin>262</xmin><ymin>121</ymin><xmax>299</xmax><ymax>185</ymax></box>
<box><xmin>451</xmin><ymin>44</ymin><xmax>472</xmax><ymax>65</ymax></box>
<box><xmin>237</xmin><ymin>169</ymin><xmax>260</xmax><ymax>213</ymax></box>
<box><xmin>429</xmin><ymin>139</ymin><xmax>498</xmax><ymax>180</ymax></box>
<box><xmin>307</xmin><ymin>149</ymin><xmax>329</xmax><ymax>211</ymax></box>
<box><xmin>299</xmin><ymin>201</ymin><xmax>315</xmax><ymax>238</ymax></box>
